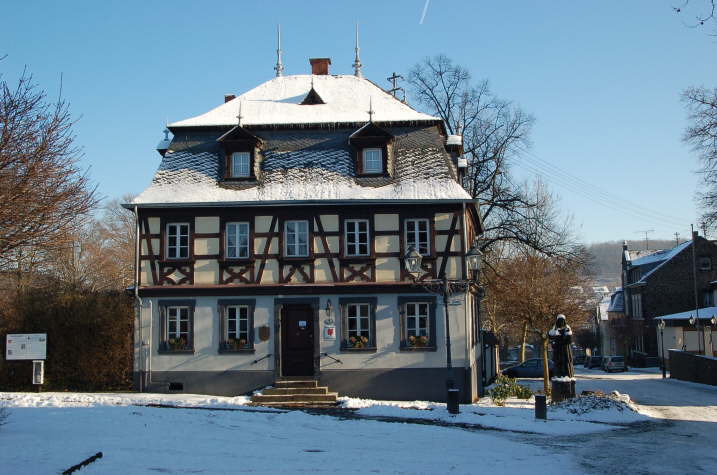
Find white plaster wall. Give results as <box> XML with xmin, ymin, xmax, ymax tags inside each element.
<box><xmin>142</xmin><ymin>293</ymin><xmax>471</xmax><ymax>374</ymax></box>
<box><xmin>145</xmin><ymin>296</ymin><xmax>275</xmax><ymax>372</ymax></box>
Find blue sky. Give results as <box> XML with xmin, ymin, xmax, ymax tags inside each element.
<box><xmin>3</xmin><ymin>1</ymin><xmax>716</xmax><ymax>243</ymax></box>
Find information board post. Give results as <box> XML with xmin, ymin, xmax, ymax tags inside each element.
<box><xmin>5</xmin><ymin>334</ymin><xmax>47</xmax><ymax>388</ymax></box>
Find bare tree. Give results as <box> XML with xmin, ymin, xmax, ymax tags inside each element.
<box><xmin>43</xmin><ymin>195</ymin><xmax>136</xmax><ymax>292</ymax></box>
<box><xmin>489</xmin><ymin>249</ymin><xmax>592</xmax><ymax>394</ymax></box>
<box><xmin>683</xmin><ymin>87</ymin><xmax>717</xmax><ymax>227</ymax></box>
<box><xmin>408</xmin><ymin>56</ymin><xmax>580</xmax><ymax>259</ymax></box>
<box><xmin>0</xmin><ymin>69</ymin><xmax>98</xmax><ymax>262</ymax></box>
<box><xmin>674</xmin><ymin>0</ymin><xmax>716</xmax><ymax>30</ymax></box>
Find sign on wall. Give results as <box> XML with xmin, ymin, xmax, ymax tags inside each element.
<box><xmin>323</xmin><ymin>325</ymin><xmax>336</xmax><ymax>341</ymax></box>
<box><xmin>5</xmin><ymin>334</ymin><xmax>47</xmax><ymax>360</ymax></box>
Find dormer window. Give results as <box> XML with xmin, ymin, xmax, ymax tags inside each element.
<box><xmin>217</xmin><ymin>125</ymin><xmax>261</xmax><ymax>181</ymax></box>
<box><xmin>231</xmin><ymin>152</ymin><xmax>251</xmax><ymax>178</ymax></box>
<box><xmin>349</xmin><ymin>122</ymin><xmax>393</xmax><ymax>177</ymax></box>
<box><xmin>362</xmin><ymin>148</ymin><xmax>382</xmax><ymax>174</ymax></box>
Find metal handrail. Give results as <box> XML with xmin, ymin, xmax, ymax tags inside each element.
<box><xmin>320</xmin><ymin>352</ymin><xmax>343</xmax><ymax>364</ymax></box>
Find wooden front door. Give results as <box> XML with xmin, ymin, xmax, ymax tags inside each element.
<box><xmin>281</xmin><ymin>304</ymin><xmax>315</xmax><ymax>377</ymax></box>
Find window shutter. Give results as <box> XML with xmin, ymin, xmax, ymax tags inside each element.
<box><xmin>188</xmin><ymin>305</ymin><xmax>195</xmax><ymax>348</ymax></box>
<box><xmin>159</xmin><ymin>305</ymin><xmax>167</xmax><ymax>350</ymax></box>
<box><xmin>218</xmin><ymin>305</ymin><xmax>225</xmax><ymax>345</ymax></box>
<box><xmin>249</xmin><ymin>304</ymin><xmax>255</xmax><ymax>346</ymax></box>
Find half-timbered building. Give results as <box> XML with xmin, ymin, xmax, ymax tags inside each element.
<box><xmin>128</xmin><ymin>57</ymin><xmax>484</xmax><ymax>403</ymax></box>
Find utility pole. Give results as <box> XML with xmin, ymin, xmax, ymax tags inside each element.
<box><xmin>691</xmin><ymin>224</ymin><xmax>703</xmax><ymax>355</ymax></box>
<box><xmin>635</xmin><ymin>229</ymin><xmax>654</xmax><ymax>250</ymax></box>
<box><xmin>674</xmin><ymin>232</ymin><xmax>680</xmax><ymax>247</ymax></box>
<box><xmin>387</xmin><ymin>72</ymin><xmax>405</xmax><ymax>101</ymax></box>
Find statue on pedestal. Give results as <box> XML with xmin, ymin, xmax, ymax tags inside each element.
<box><xmin>549</xmin><ymin>314</ymin><xmax>575</xmax><ymax>401</ymax></box>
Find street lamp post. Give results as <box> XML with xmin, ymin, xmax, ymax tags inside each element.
<box><xmin>688</xmin><ymin>315</ymin><xmax>702</xmax><ymax>354</ymax></box>
<box><xmin>657</xmin><ymin>319</ymin><xmax>666</xmax><ymax>379</ymax></box>
<box><xmin>404</xmin><ymin>241</ymin><xmax>483</xmax><ymax>415</ymax></box>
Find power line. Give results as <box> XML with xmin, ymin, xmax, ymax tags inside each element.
<box><xmin>508</xmin><ymin>145</ymin><xmax>692</xmax><ymax>229</ymax></box>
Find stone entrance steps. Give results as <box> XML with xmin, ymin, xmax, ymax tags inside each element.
<box><xmin>251</xmin><ymin>378</ymin><xmax>338</xmax><ymax>407</ymax></box>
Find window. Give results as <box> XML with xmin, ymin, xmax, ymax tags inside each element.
<box><xmin>166</xmin><ymin>223</ymin><xmax>189</xmax><ymax>259</ymax></box>
<box><xmin>399</xmin><ymin>296</ymin><xmax>436</xmax><ymax>351</ymax></box>
<box><xmin>699</xmin><ymin>256</ymin><xmax>712</xmax><ymax>271</ymax></box>
<box><xmin>159</xmin><ymin>300</ymin><xmax>195</xmax><ymax>352</ymax></box>
<box><xmin>230</xmin><ymin>152</ymin><xmax>251</xmax><ymax>177</ymax></box>
<box><xmin>345</xmin><ymin>219</ymin><xmax>370</xmax><ymax>256</ymax></box>
<box><xmin>405</xmin><ymin>218</ymin><xmax>430</xmax><ymax>256</ymax></box>
<box><xmin>702</xmin><ymin>290</ymin><xmax>714</xmax><ymax>307</ymax></box>
<box><xmin>226</xmin><ymin>222</ymin><xmax>250</xmax><ymax>259</ymax></box>
<box><xmin>340</xmin><ymin>298</ymin><xmax>377</xmax><ymax>351</ymax></box>
<box><xmin>362</xmin><ymin>148</ymin><xmax>382</xmax><ymax>174</ymax></box>
<box><xmin>406</xmin><ymin>302</ymin><xmax>429</xmax><ymax>343</ymax></box>
<box><xmin>285</xmin><ymin>220</ymin><xmax>309</xmax><ymax>257</ymax></box>
<box><xmin>218</xmin><ymin>299</ymin><xmax>255</xmax><ymax>352</ymax></box>
<box><xmin>631</xmin><ymin>294</ymin><xmax>643</xmax><ymax>320</ymax></box>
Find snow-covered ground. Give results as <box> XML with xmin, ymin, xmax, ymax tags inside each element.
<box><xmin>0</xmin><ymin>392</ymin><xmax>584</xmax><ymax>475</ymax></box>
<box><xmin>0</xmin><ymin>368</ymin><xmax>715</xmax><ymax>474</ymax></box>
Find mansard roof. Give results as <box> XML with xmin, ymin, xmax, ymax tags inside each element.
<box><xmin>133</xmin><ymin>125</ymin><xmax>470</xmax><ymax>205</ymax></box>
<box><xmin>168</xmin><ymin>75</ymin><xmax>438</xmax><ymax>128</ymax></box>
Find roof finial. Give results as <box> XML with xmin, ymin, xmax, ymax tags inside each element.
<box><xmin>353</xmin><ymin>22</ymin><xmax>363</xmax><ymax>78</ymax></box>
<box><xmin>274</xmin><ymin>24</ymin><xmax>284</xmax><ymax>77</ymax></box>
<box><xmin>236</xmin><ymin>101</ymin><xmax>243</xmax><ymax>126</ymax></box>
<box><xmin>368</xmin><ymin>97</ymin><xmax>374</xmax><ymax>122</ymax></box>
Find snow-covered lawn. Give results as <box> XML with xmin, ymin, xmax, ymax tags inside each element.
<box><xmin>340</xmin><ymin>392</ymin><xmax>648</xmax><ymax>435</ymax></box>
<box><xmin>0</xmin><ymin>392</ymin><xmax>589</xmax><ymax>475</ymax></box>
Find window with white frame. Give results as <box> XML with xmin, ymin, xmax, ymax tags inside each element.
<box><xmin>225</xmin><ymin>305</ymin><xmax>250</xmax><ymax>347</ymax></box>
<box><xmin>231</xmin><ymin>151</ymin><xmax>251</xmax><ymax>177</ymax></box>
<box><xmin>285</xmin><ymin>220</ymin><xmax>309</xmax><ymax>257</ymax></box>
<box><xmin>226</xmin><ymin>222</ymin><xmax>250</xmax><ymax>258</ymax></box>
<box><xmin>340</xmin><ymin>298</ymin><xmax>377</xmax><ymax>350</ymax></box>
<box><xmin>166</xmin><ymin>223</ymin><xmax>190</xmax><ymax>259</ymax></box>
<box><xmin>405</xmin><ymin>302</ymin><xmax>430</xmax><ymax>347</ymax></box>
<box><xmin>362</xmin><ymin>148</ymin><xmax>382</xmax><ymax>174</ymax></box>
<box><xmin>164</xmin><ymin>306</ymin><xmax>191</xmax><ymax>350</ymax></box>
<box><xmin>405</xmin><ymin>218</ymin><xmax>430</xmax><ymax>256</ymax></box>
<box><xmin>345</xmin><ymin>219</ymin><xmax>370</xmax><ymax>256</ymax></box>
<box><xmin>346</xmin><ymin>303</ymin><xmax>371</xmax><ymax>347</ymax></box>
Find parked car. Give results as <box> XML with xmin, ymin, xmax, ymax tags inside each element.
<box><xmin>602</xmin><ymin>355</ymin><xmax>627</xmax><ymax>372</ymax></box>
<box><xmin>502</xmin><ymin>358</ymin><xmax>554</xmax><ymax>378</ymax></box>
<box><xmin>584</xmin><ymin>356</ymin><xmax>602</xmax><ymax>369</ymax></box>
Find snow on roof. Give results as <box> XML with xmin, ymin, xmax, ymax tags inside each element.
<box><xmin>607</xmin><ymin>289</ymin><xmax>624</xmax><ymax>313</ymax></box>
<box><xmin>446</xmin><ymin>135</ymin><xmax>462</xmax><ymax>146</ymax></box>
<box><xmin>654</xmin><ymin>306</ymin><xmax>717</xmax><ymax>321</ymax></box>
<box><xmin>133</xmin><ymin>179</ymin><xmax>471</xmax><ymax>205</ymax></box>
<box><xmin>628</xmin><ymin>248</ymin><xmax>667</xmax><ymax>266</ymax></box>
<box><xmin>169</xmin><ymin>75</ymin><xmax>438</xmax><ymax>128</ymax></box>
<box><xmin>632</xmin><ymin>241</ymin><xmax>692</xmax><ymax>283</ymax></box>
<box><xmin>133</xmin><ymin>126</ymin><xmax>471</xmax><ymax>205</ymax></box>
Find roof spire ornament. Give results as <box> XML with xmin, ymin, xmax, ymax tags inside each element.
<box><xmin>236</xmin><ymin>101</ymin><xmax>243</xmax><ymax>127</ymax></box>
<box><xmin>353</xmin><ymin>22</ymin><xmax>363</xmax><ymax>78</ymax></box>
<box><xmin>274</xmin><ymin>24</ymin><xmax>284</xmax><ymax>77</ymax></box>
<box><xmin>368</xmin><ymin>97</ymin><xmax>374</xmax><ymax>122</ymax></box>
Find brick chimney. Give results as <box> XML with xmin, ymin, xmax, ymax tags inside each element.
<box><xmin>310</xmin><ymin>58</ymin><xmax>331</xmax><ymax>75</ymax></box>
<box><xmin>224</xmin><ymin>94</ymin><xmax>236</xmax><ymax>103</ymax></box>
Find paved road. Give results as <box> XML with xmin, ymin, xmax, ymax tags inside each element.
<box><xmin>514</xmin><ymin>368</ymin><xmax>717</xmax><ymax>474</ymax></box>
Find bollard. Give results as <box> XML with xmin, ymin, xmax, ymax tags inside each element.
<box><xmin>447</xmin><ymin>388</ymin><xmax>460</xmax><ymax>415</ymax></box>
<box><xmin>535</xmin><ymin>394</ymin><xmax>547</xmax><ymax>420</ymax></box>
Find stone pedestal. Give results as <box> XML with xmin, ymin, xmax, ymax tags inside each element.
<box><xmin>551</xmin><ymin>379</ymin><xmax>576</xmax><ymax>403</ymax></box>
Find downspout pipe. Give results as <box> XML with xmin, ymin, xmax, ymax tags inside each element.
<box><xmin>133</xmin><ymin>205</ymin><xmax>143</xmax><ymax>392</ymax></box>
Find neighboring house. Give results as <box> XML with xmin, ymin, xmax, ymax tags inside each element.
<box><xmin>654</xmin><ymin>308</ymin><xmax>717</xmax><ymax>364</ymax></box>
<box><xmin>620</xmin><ymin>234</ymin><xmax>717</xmax><ymax>364</ymax></box>
<box><xmin>126</xmin><ymin>57</ymin><xmax>485</xmax><ymax>403</ymax></box>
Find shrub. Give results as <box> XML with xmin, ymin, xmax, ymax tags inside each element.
<box><xmin>488</xmin><ymin>374</ymin><xmax>534</xmax><ymax>406</ymax></box>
